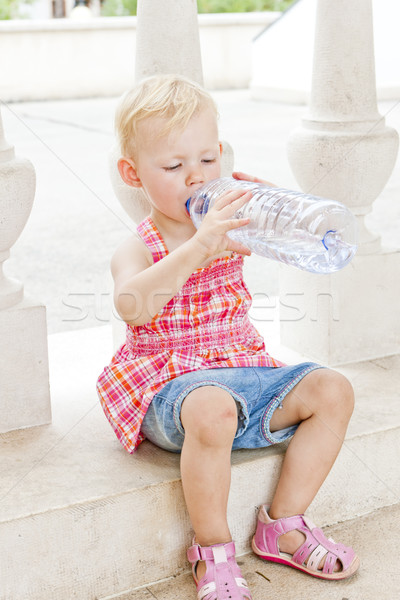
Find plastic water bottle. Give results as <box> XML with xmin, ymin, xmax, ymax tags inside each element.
<box><xmin>186</xmin><ymin>177</ymin><xmax>357</xmax><ymax>274</ymax></box>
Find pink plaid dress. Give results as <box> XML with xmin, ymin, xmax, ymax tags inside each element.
<box><xmin>97</xmin><ymin>217</ymin><xmax>284</xmax><ymax>453</ymax></box>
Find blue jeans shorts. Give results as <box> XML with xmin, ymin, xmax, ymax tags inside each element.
<box><xmin>141</xmin><ymin>362</ymin><xmax>323</xmax><ymax>453</ymax></box>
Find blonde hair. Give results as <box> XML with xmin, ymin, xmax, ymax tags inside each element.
<box><xmin>115</xmin><ymin>74</ymin><xmax>218</xmax><ymax>158</ymax></box>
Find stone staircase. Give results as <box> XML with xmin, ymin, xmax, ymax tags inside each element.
<box><xmin>1</xmin><ymin>323</ymin><xmax>399</xmax><ymax>600</ymax></box>
<box><xmin>126</xmin><ymin>503</ymin><xmax>400</xmax><ymax>600</ymax></box>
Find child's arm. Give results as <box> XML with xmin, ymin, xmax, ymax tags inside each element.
<box><xmin>112</xmin><ymin>188</ymin><xmax>252</xmax><ymax>326</ymax></box>
<box><xmin>112</xmin><ymin>233</ymin><xmax>208</xmax><ymax>326</ymax></box>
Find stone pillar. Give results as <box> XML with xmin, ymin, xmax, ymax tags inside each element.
<box><xmin>110</xmin><ymin>0</ymin><xmax>234</xmax><ymax>225</ymax></box>
<box><xmin>282</xmin><ymin>0</ymin><xmax>399</xmax><ymax>365</ymax></box>
<box><xmin>0</xmin><ymin>109</ymin><xmax>51</xmax><ymax>432</ymax></box>
<box><xmin>135</xmin><ymin>0</ymin><xmax>204</xmax><ymax>85</ymax></box>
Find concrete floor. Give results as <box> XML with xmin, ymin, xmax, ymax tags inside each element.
<box><xmin>124</xmin><ymin>504</ymin><xmax>399</xmax><ymax>600</ymax></box>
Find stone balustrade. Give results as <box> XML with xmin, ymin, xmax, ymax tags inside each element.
<box><xmin>0</xmin><ymin>109</ymin><xmax>51</xmax><ymax>433</ymax></box>
<box><xmin>283</xmin><ymin>0</ymin><xmax>399</xmax><ymax>364</ymax></box>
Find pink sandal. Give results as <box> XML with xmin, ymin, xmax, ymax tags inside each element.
<box><xmin>187</xmin><ymin>540</ymin><xmax>252</xmax><ymax>599</ymax></box>
<box><xmin>252</xmin><ymin>505</ymin><xmax>360</xmax><ymax>580</ymax></box>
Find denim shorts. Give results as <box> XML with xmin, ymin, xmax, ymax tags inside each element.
<box><xmin>141</xmin><ymin>363</ymin><xmax>323</xmax><ymax>453</ymax></box>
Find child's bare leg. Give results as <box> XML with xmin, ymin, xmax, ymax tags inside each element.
<box><xmin>180</xmin><ymin>386</ymin><xmax>237</xmax><ymax>580</ymax></box>
<box><xmin>268</xmin><ymin>369</ymin><xmax>354</xmax><ymax>563</ymax></box>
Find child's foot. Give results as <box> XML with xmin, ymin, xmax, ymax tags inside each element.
<box><xmin>194</xmin><ymin>559</ymin><xmax>207</xmax><ymax>582</ymax></box>
<box><xmin>187</xmin><ymin>540</ymin><xmax>252</xmax><ymax>599</ymax></box>
<box><xmin>252</xmin><ymin>505</ymin><xmax>360</xmax><ymax>580</ymax></box>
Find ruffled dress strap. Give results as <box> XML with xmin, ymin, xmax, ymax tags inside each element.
<box><xmin>137</xmin><ymin>217</ymin><xmax>169</xmax><ymax>263</ymax></box>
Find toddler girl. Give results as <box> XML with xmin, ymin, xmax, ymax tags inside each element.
<box><xmin>97</xmin><ymin>74</ymin><xmax>359</xmax><ymax>600</ymax></box>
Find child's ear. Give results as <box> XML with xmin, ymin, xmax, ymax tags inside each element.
<box><xmin>219</xmin><ymin>142</ymin><xmax>223</xmax><ymax>156</ymax></box>
<box><xmin>117</xmin><ymin>157</ymin><xmax>142</xmax><ymax>188</ymax></box>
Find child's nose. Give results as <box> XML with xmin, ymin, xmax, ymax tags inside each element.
<box><xmin>186</xmin><ymin>164</ymin><xmax>205</xmax><ymax>186</ymax></box>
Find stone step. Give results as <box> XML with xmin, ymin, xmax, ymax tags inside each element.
<box><xmin>1</xmin><ymin>325</ymin><xmax>399</xmax><ymax>600</ymax></box>
<box><xmin>125</xmin><ymin>504</ymin><xmax>400</xmax><ymax>600</ymax></box>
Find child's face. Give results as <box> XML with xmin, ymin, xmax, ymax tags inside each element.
<box><xmin>132</xmin><ymin>107</ymin><xmax>222</xmax><ymax>223</ymax></box>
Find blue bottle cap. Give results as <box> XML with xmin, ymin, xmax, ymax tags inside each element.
<box><xmin>185</xmin><ymin>198</ymin><xmax>191</xmax><ymax>213</ymax></box>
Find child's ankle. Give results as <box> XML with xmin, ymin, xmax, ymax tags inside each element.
<box><xmin>194</xmin><ymin>559</ymin><xmax>207</xmax><ymax>583</ymax></box>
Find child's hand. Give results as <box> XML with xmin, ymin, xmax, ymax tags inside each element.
<box><xmin>232</xmin><ymin>171</ymin><xmax>277</xmax><ymax>188</ymax></box>
<box><xmin>191</xmin><ymin>188</ymin><xmax>252</xmax><ymax>259</ymax></box>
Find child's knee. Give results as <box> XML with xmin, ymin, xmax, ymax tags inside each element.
<box><xmin>318</xmin><ymin>369</ymin><xmax>355</xmax><ymax>418</ymax></box>
<box><xmin>181</xmin><ymin>386</ymin><xmax>238</xmax><ymax>446</ymax></box>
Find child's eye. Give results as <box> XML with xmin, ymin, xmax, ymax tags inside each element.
<box><xmin>164</xmin><ymin>164</ymin><xmax>181</xmax><ymax>171</ymax></box>
<box><xmin>203</xmin><ymin>158</ymin><xmax>216</xmax><ymax>164</ymax></box>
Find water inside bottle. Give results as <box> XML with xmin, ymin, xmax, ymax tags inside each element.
<box><xmin>230</xmin><ymin>228</ymin><xmax>356</xmax><ymax>273</ymax></box>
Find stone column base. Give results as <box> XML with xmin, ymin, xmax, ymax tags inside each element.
<box><xmin>279</xmin><ymin>248</ymin><xmax>400</xmax><ymax>366</ymax></box>
<box><xmin>0</xmin><ymin>297</ymin><xmax>51</xmax><ymax>433</ymax></box>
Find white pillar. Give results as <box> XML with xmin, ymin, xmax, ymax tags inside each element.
<box><xmin>281</xmin><ymin>0</ymin><xmax>399</xmax><ymax>365</ymax></box>
<box><xmin>287</xmin><ymin>0</ymin><xmax>398</xmax><ymax>254</ymax></box>
<box><xmin>0</xmin><ymin>113</ymin><xmax>34</xmax><ymax>309</ymax></box>
<box><xmin>110</xmin><ymin>0</ymin><xmax>233</xmax><ymax>225</ymax></box>
<box><xmin>0</xmin><ymin>108</ymin><xmax>51</xmax><ymax>432</ymax></box>
<box><xmin>135</xmin><ymin>0</ymin><xmax>204</xmax><ymax>85</ymax></box>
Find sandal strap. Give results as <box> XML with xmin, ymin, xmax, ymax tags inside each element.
<box><xmin>187</xmin><ymin>540</ymin><xmax>252</xmax><ymax>600</ymax></box>
<box><xmin>305</xmin><ymin>543</ymin><xmax>329</xmax><ymax>570</ymax></box>
<box><xmin>293</xmin><ymin>517</ymin><xmax>355</xmax><ymax>574</ymax></box>
<box><xmin>187</xmin><ymin>540</ymin><xmax>236</xmax><ymax>564</ymax></box>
